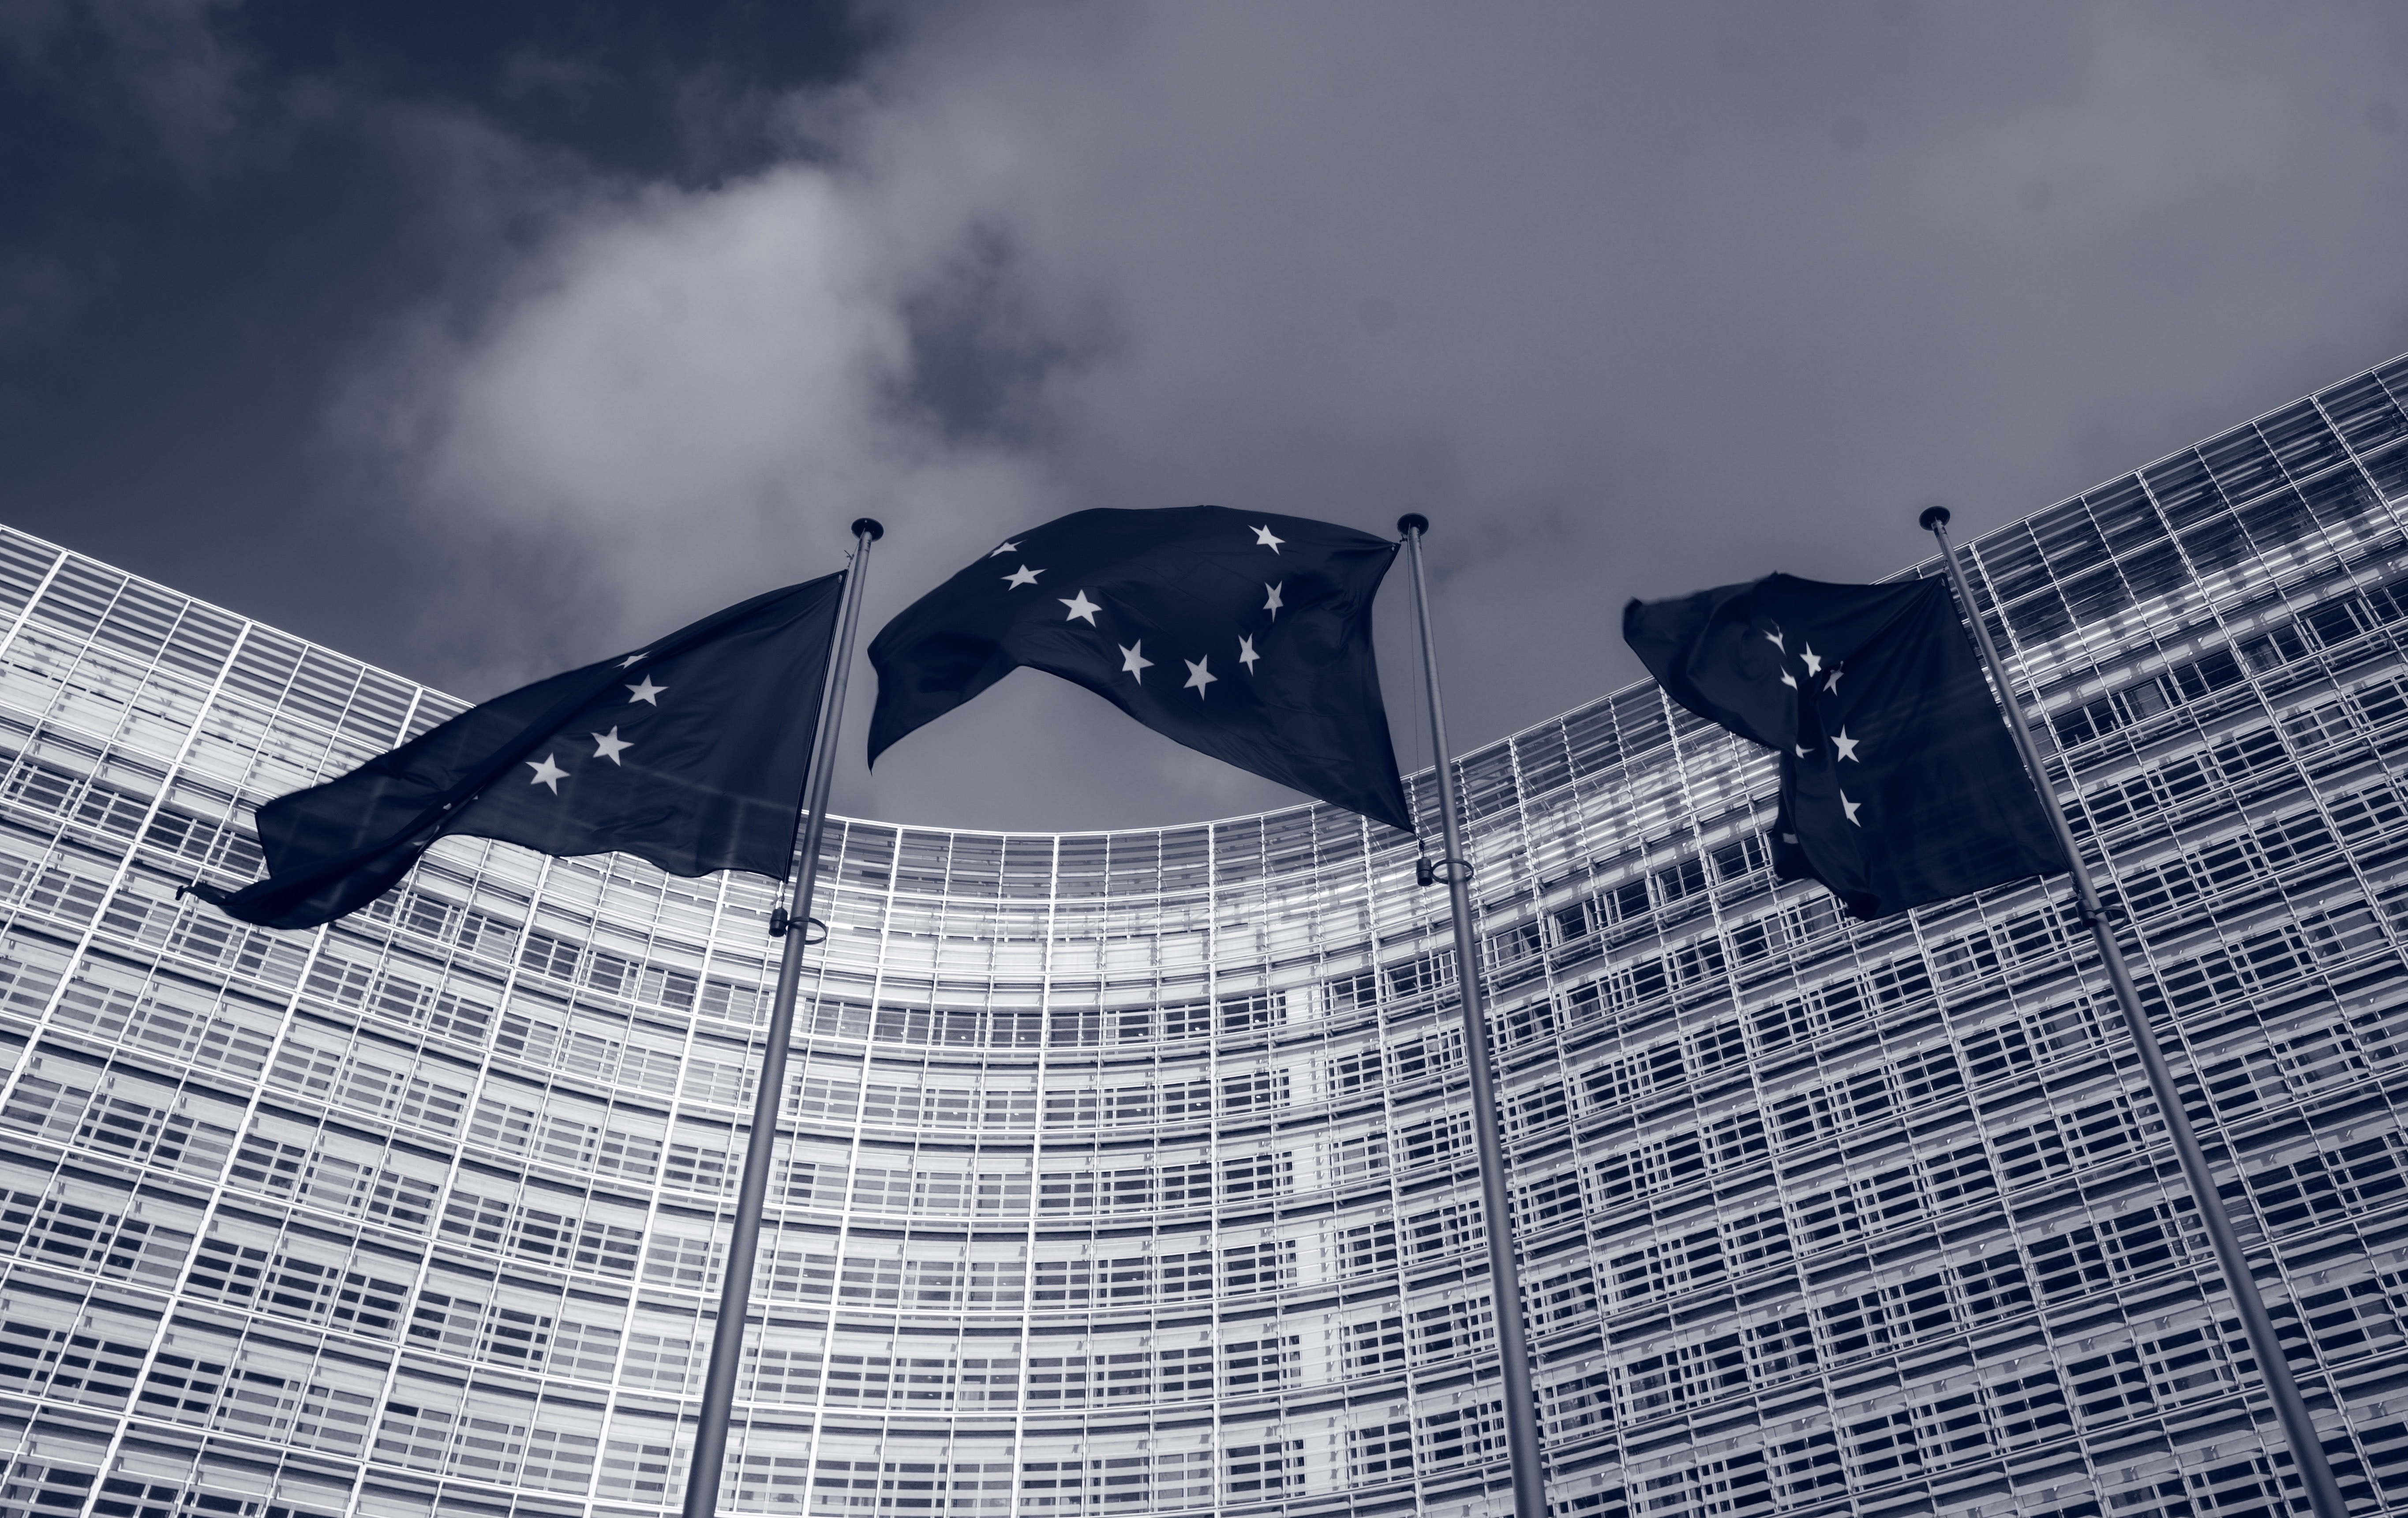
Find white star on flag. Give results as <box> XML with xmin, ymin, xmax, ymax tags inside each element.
<box><xmin>1184</xmin><ymin>656</ymin><xmax>1217</xmax><ymax>697</ymax></box>
<box><xmin>1801</xmin><ymin>644</ymin><xmax>1823</xmax><ymax>677</ymax></box>
<box><xmin>1824</xmin><ymin>667</ymin><xmax>1843</xmax><ymax>694</ymax></box>
<box><xmin>527</xmin><ymin>754</ymin><xmax>568</xmax><ymax>793</ymax></box>
<box><xmin>1238</xmin><ymin>634</ymin><xmax>1260</xmax><ymax>673</ymax></box>
<box><xmin>1251</xmin><ymin>524</ymin><xmax>1284</xmax><ymax>552</ymax></box>
<box><xmin>1840</xmin><ymin>792</ymin><xmax>1863</xmax><ymax>825</ymax></box>
<box><xmin>1003</xmin><ymin>564</ymin><xmax>1043</xmax><ymax>589</ymax></box>
<box><xmin>592</xmin><ymin>727</ymin><xmax>633</xmax><ymax>765</ymax></box>
<box><xmin>1763</xmin><ymin>627</ymin><xmax>1786</xmax><ymax>653</ymax></box>
<box><xmin>1832</xmin><ymin>728</ymin><xmax>1861</xmax><ymax>762</ymax></box>
<box><xmin>1120</xmin><ymin>641</ymin><xmax>1153</xmax><ymax>683</ymax></box>
<box><xmin>988</xmin><ymin>540</ymin><xmax>1019</xmax><ymax>558</ymax></box>
<box><xmin>1060</xmin><ymin>590</ymin><xmax>1101</xmax><ymax>625</ymax></box>
<box><xmin>618</xmin><ymin>653</ymin><xmax>647</xmax><ymax>669</ymax></box>
<box><xmin>1264</xmin><ymin>582</ymin><xmax>1283</xmax><ymax>620</ymax></box>
<box><xmin>627</xmin><ymin>676</ymin><xmax>666</xmax><ymax>705</ymax></box>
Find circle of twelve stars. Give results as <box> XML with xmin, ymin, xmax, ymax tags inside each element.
<box><xmin>989</xmin><ymin>521</ymin><xmax>1289</xmax><ymax>697</ymax></box>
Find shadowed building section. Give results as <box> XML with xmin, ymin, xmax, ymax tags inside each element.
<box><xmin>0</xmin><ymin>358</ymin><xmax>2404</xmax><ymax>1513</ymax></box>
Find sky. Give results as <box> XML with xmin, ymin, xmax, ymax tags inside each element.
<box><xmin>4</xmin><ymin>0</ymin><xmax>2408</xmax><ymax>833</ymax></box>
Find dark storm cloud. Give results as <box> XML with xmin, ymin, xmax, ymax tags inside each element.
<box><xmin>6</xmin><ymin>2</ymin><xmax>2408</xmax><ymax>834</ymax></box>
<box><xmin>885</xmin><ymin>222</ymin><xmax>1124</xmax><ymax>452</ymax></box>
<box><xmin>0</xmin><ymin>0</ymin><xmax>873</xmax><ymax>690</ymax></box>
<box><xmin>0</xmin><ymin>0</ymin><xmax>254</xmax><ymax>183</ymax></box>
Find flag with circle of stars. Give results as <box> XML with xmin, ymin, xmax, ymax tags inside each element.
<box><xmin>1623</xmin><ymin>573</ymin><xmax>2063</xmax><ymax>919</ymax></box>
<box><xmin>867</xmin><ymin>505</ymin><xmax>1413</xmax><ymax>832</ymax></box>
<box><xmin>188</xmin><ymin>573</ymin><xmax>848</xmax><ymax>931</ymax></box>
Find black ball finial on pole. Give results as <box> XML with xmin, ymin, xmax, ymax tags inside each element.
<box><xmin>1918</xmin><ymin>505</ymin><xmax>1951</xmax><ymax>532</ymax></box>
<box><xmin>851</xmin><ymin>518</ymin><xmax>885</xmax><ymax>541</ymax></box>
<box><xmin>1397</xmin><ymin>513</ymin><xmax>1430</xmax><ymax>537</ymax></box>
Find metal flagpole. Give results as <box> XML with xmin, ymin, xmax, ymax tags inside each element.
<box><xmin>682</xmin><ymin>517</ymin><xmax>883</xmax><ymax>1518</ymax></box>
<box><xmin>1397</xmin><ymin>514</ymin><xmax>1547</xmax><ymax>1518</ymax></box>
<box><xmin>1921</xmin><ymin>506</ymin><xmax>2347</xmax><ymax>1518</ymax></box>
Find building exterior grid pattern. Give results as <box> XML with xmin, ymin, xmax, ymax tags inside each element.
<box><xmin>0</xmin><ymin>359</ymin><xmax>2407</xmax><ymax>1517</ymax></box>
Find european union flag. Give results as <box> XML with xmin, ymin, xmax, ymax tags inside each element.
<box><xmin>1624</xmin><ymin>573</ymin><xmax>2064</xmax><ymax>919</ymax></box>
<box><xmin>868</xmin><ymin>506</ymin><xmax>1412</xmax><ymax>832</ymax></box>
<box><xmin>189</xmin><ymin>574</ymin><xmax>846</xmax><ymax>930</ymax></box>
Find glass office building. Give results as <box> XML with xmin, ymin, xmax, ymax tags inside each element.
<box><xmin>4</xmin><ymin>360</ymin><xmax>2408</xmax><ymax>1518</ymax></box>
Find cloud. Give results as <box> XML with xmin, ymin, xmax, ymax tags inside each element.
<box><xmin>394</xmin><ymin>170</ymin><xmax>910</xmax><ymax>579</ymax></box>
<box><xmin>336</xmin><ymin>156</ymin><xmax>1071</xmax><ymax>681</ymax></box>
<box><xmin>342</xmin><ymin>0</ymin><xmax>2408</xmax><ymax>829</ymax></box>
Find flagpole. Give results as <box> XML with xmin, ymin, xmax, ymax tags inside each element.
<box><xmin>1397</xmin><ymin>514</ymin><xmax>1547</xmax><ymax>1518</ymax></box>
<box><xmin>682</xmin><ymin>517</ymin><xmax>882</xmax><ymax>1518</ymax></box>
<box><xmin>1921</xmin><ymin>506</ymin><xmax>2346</xmax><ymax>1518</ymax></box>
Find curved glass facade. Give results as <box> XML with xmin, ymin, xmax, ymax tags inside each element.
<box><xmin>4</xmin><ymin>360</ymin><xmax>2408</xmax><ymax>1517</ymax></box>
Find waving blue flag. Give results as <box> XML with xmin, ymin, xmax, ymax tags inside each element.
<box><xmin>869</xmin><ymin>506</ymin><xmax>1412</xmax><ymax>832</ymax></box>
<box><xmin>191</xmin><ymin>574</ymin><xmax>845</xmax><ymax>930</ymax></box>
<box><xmin>1625</xmin><ymin>573</ymin><xmax>2064</xmax><ymax>919</ymax></box>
